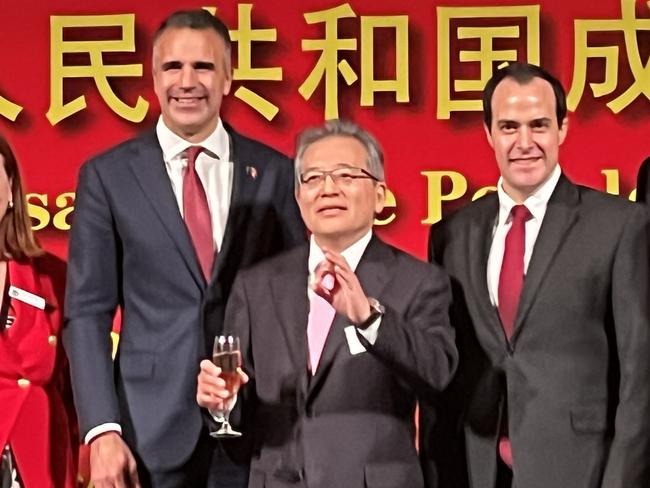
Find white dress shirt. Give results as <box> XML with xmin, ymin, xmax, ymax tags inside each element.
<box><xmin>308</xmin><ymin>230</ymin><xmax>381</xmax><ymax>344</ymax></box>
<box><xmin>487</xmin><ymin>164</ymin><xmax>562</xmax><ymax>307</ymax></box>
<box><xmin>157</xmin><ymin>116</ymin><xmax>233</xmax><ymax>250</ymax></box>
<box><xmin>86</xmin><ymin>118</ymin><xmax>235</xmax><ymax>444</ymax></box>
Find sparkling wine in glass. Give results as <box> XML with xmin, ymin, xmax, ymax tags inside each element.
<box><xmin>210</xmin><ymin>335</ymin><xmax>243</xmax><ymax>438</ymax></box>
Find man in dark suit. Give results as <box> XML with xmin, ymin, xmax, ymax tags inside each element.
<box><xmin>197</xmin><ymin>119</ymin><xmax>458</xmax><ymax>488</ymax></box>
<box><xmin>425</xmin><ymin>62</ymin><xmax>650</xmax><ymax>488</ymax></box>
<box><xmin>636</xmin><ymin>156</ymin><xmax>650</xmax><ymax>203</ymax></box>
<box><xmin>63</xmin><ymin>9</ymin><xmax>304</xmax><ymax>488</ymax></box>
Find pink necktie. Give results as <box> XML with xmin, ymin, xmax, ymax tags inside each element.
<box><xmin>497</xmin><ymin>204</ymin><xmax>531</xmax><ymax>469</ymax></box>
<box><xmin>183</xmin><ymin>146</ymin><xmax>215</xmax><ymax>281</ymax></box>
<box><xmin>307</xmin><ymin>271</ymin><xmax>336</xmax><ymax>374</ymax></box>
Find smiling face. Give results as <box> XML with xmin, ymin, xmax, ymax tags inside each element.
<box><xmin>486</xmin><ymin>76</ymin><xmax>568</xmax><ymax>203</ymax></box>
<box><xmin>296</xmin><ymin>135</ymin><xmax>385</xmax><ymax>252</ymax></box>
<box><xmin>152</xmin><ymin>27</ymin><xmax>232</xmax><ymax>142</ymax></box>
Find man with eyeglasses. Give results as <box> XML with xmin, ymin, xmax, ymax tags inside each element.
<box><xmin>196</xmin><ymin>119</ymin><xmax>458</xmax><ymax>488</ymax></box>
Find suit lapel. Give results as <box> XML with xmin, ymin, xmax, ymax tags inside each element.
<box><xmin>270</xmin><ymin>246</ymin><xmax>310</xmax><ymax>394</ymax></box>
<box><xmin>127</xmin><ymin>131</ymin><xmax>204</xmax><ymax>289</ymax></box>
<box><xmin>467</xmin><ymin>195</ymin><xmax>505</xmax><ymax>344</ymax></box>
<box><xmin>307</xmin><ymin>236</ymin><xmax>392</xmax><ymax>400</ymax></box>
<box><xmin>213</xmin><ymin>126</ymin><xmax>261</xmax><ymax>283</ymax></box>
<box><xmin>511</xmin><ymin>175</ymin><xmax>580</xmax><ymax>342</ymax></box>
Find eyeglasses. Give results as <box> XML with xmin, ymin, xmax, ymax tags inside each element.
<box><xmin>299</xmin><ymin>166</ymin><xmax>379</xmax><ymax>188</ymax></box>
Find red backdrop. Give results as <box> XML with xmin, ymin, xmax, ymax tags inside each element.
<box><xmin>1</xmin><ymin>0</ymin><xmax>648</xmax><ymax>260</ymax></box>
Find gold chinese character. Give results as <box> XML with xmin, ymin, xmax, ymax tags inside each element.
<box><xmin>436</xmin><ymin>6</ymin><xmax>540</xmax><ymax>119</ymax></box>
<box><xmin>299</xmin><ymin>3</ymin><xmax>358</xmax><ymax>120</ymax></box>
<box><xmin>0</xmin><ymin>93</ymin><xmax>23</xmax><ymax>122</ymax></box>
<box><xmin>300</xmin><ymin>3</ymin><xmax>410</xmax><ymax>119</ymax></box>
<box><xmin>46</xmin><ymin>14</ymin><xmax>149</xmax><ymax>125</ymax></box>
<box><xmin>567</xmin><ymin>0</ymin><xmax>650</xmax><ymax>113</ymax></box>
<box><xmin>230</xmin><ymin>4</ymin><xmax>282</xmax><ymax>120</ymax></box>
<box><xmin>360</xmin><ymin>15</ymin><xmax>409</xmax><ymax>107</ymax></box>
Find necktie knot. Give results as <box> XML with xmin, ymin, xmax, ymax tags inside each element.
<box><xmin>185</xmin><ymin>146</ymin><xmax>204</xmax><ymax>170</ymax></box>
<box><xmin>312</xmin><ymin>261</ymin><xmax>336</xmax><ymax>292</ymax></box>
<box><xmin>510</xmin><ymin>204</ymin><xmax>532</xmax><ymax>224</ymax></box>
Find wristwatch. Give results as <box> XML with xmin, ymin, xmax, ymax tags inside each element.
<box><xmin>356</xmin><ymin>297</ymin><xmax>385</xmax><ymax>329</ymax></box>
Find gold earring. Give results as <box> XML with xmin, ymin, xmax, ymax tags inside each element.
<box><xmin>8</xmin><ymin>200</ymin><xmax>13</xmax><ymax>209</ymax></box>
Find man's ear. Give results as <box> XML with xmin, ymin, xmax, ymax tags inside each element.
<box><xmin>374</xmin><ymin>182</ymin><xmax>386</xmax><ymax>215</ymax></box>
<box><xmin>484</xmin><ymin>124</ymin><xmax>494</xmax><ymax>149</ymax></box>
<box><xmin>558</xmin><ymin>116</ymin><xmax>569</xmax><ymax>146</ymax></box>
<box><xmin>223</xmin><ymin>67</ymin><xmax>233</xmax><ymax>96</ymax></box>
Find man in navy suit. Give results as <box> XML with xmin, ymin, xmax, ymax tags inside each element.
<box><xmin>64</xmin><ymin>9</ymin><xmax>304</xmax><ymax>488</ymax></box>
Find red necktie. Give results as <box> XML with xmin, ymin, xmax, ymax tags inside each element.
<box><xmin>183</xmin><ymin>146</ymin><xmax>214</xmax><ymax>281</ymax></box>
<box><xmin>497</xmin><ymin>204</ymin><xmax>531</xmax><ymax>339</ymax></box>
<box><xmin>497</xmin><ymin>204</ymin><xmax>531</xmax><ymax>469</ymax></box>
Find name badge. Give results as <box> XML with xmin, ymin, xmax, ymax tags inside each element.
<box><xmin>344</xmin><ymin>326</ymin><xmax>367</xmax><ymax>355</ymax></box>
<box><xmin>8</xmin><ymin>286</ymin><xmax>46</xmax><ymax>310</ymax></box>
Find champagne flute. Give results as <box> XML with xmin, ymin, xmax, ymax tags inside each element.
<box><xmin>210</xmin><ymin>335</ymin><xmax>243</xmax><ymax>438</ymax></box>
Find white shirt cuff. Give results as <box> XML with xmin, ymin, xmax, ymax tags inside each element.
<box><xmin>356</xmin><ymin>316</ymin><xmax>382</xmax><ymax>344</ymax></box>
<box><xmin>85</xmin><ymin>423</ymin><xmax>122</xmax><ymax>444</ymax></box>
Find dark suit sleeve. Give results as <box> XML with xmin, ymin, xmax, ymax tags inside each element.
<box><xmin>423</xmin><ymin>221</ymin><xmax>472</xmax><ymax>488</ymax></box>
<box><xmin>428</xmin><ymin>219</ymin><xmax>448</xmax><ymax>265</ymax></box>
<box><xmin>601</xmin><ymin>204</ymin><xmax>650</xmax><ymax>487</ymax></box>
<box><xmin>63</xmin><ymin>161</ymin><xmax>121</xmax><ymax>439</ymax></box>
<box><xmin>636</xmin><ymin>157</ymin><xmax>650</xmax><ymax>204</ymax></box>
<box><xmin>224</xmin><ymin>274</ymin><xmax>255</xmax><ymax>426</ymax></box>
<box><xmin>278</xmin><ymin>159</ymin><xmax>306</xmax><ymax>249</ymax></box>
<box><xmin>219</xmin><ymin>274</ymin><xmax>256</xmax><ymax>462</ymax></box>
<box><xmin>360</xmin><ymin>262</ymin><xmax>458</xmax><ymax>397</ymax></box>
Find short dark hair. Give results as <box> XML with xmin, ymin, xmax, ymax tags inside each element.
<box><xmin>154</xmin><ymin>9</ymin><xmax>231</xmax><ymax>50</ymax></box>
<box><xmin>482</xmin><ymin>62</ymin><xmax>567</xmax><ymax>130</ymax></box>
<box><xmin>294</xmin><ymin>120</ymin><xmax>385</xmax><ymax>183</ymax></box>
<box><xmin>0</xmin><ymin>134</ymin><xmax>42</xmax><ymax>260</ymax></box>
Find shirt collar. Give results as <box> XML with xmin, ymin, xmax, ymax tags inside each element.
<box><xmin>156</xmin><ymin>116</ymin><xmax>230</xmax><ymax>163</ymax></box>
<box><xmin>496</xmin><ymin>163</ymin><xmax>561</xmax><ymax>224</ymax></box>
<box><xmin>308</xmin><ymin>230</ymin><xmax>373</xmax><ymax>276</ymax></box>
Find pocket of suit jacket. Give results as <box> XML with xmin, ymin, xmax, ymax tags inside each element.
<box><xmin>119</xmin><ymin>349</ymin><xmax>155</xmax><ymax>380</ymax></box>
<box><xmin>570</xmin><ymin>404</ymin><xmax>609</xmax><ymax>434</ymax></box>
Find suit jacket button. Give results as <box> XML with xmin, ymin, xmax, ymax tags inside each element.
<box><xmin>17</xmin><ymin>378</ymin><xmax>30</xmax><ymax>388</ymax></box>
<box><xmin>48</xmin><ymin>335</ymin><xmax>57</xmax><ymax>346</ymax></box>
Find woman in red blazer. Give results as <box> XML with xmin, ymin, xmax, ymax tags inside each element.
<box><xmin>0</xmin><ymin>133</ymin><xmax>78</xmax><ymax>487</ymax></box>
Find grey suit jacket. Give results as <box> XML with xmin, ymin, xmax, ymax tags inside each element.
<box><xmin>224</xmin><ymin>236</ymin><xmax>458</xmax><ymax>488</ymax></box>
<box><xmin>426</xmin><ymin>174</ymin><xmax>650</xmax><ymax>488</ymax></box>
<box><xmin>63</xmin><ymin>125</ymin><xmax>305</xmax><ymax>472</ymax></box>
